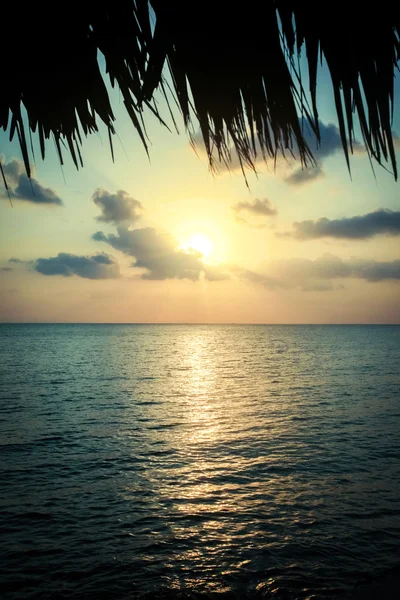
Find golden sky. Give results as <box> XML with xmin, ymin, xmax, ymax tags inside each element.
<box><xmin>1</xmin><ymin>66</ymin><xmax>400</xmax><ymax>323</ymax></box>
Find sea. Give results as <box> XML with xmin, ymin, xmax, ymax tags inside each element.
<box><xmin>1</xmin><ymin>324</ymin><xmax>400</xmax><ymax>599</ymax></box>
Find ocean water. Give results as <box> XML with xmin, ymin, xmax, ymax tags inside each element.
<box><xmin>0</xmin><ymin>324</ymin><xmax>400</xmax><ymax>600</ymax></box>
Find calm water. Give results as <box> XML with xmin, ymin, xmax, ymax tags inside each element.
<box><xmin>1</xmin><ymin>324</ymin><xmax>400</xmax><ymax>599</ymax></box>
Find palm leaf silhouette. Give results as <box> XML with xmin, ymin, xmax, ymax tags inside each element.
<box><xmin>1</xmin><ymin>1</ymin><xmax>399</xmax><ymax>179</ymax></box>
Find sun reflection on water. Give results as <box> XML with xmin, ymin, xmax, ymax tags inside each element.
<box><xmin>179</xmin><ymin>331</ymin><xmax>221</xmax><ymax>445</ymax></box>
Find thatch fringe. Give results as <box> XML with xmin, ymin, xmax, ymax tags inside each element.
<box><xmin>1</xmin><ymin>1</ymin><xmax>399</xmax><ymax>180</ymax></box>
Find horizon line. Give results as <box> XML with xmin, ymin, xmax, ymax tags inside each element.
<box><xmin>1</xmin><ymin>322</ymin><xmax>399</xmax><ymax>326</ymax></box>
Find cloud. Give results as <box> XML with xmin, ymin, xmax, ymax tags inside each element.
<box><xmin>233</xmin><ymin>197</ymin><xmax>277</xmax><ymax>227</ymax></box>
<box><xmin>0</xmin><ymin>159</ymin><xmax>63</xmax><ymax>205</ymax></box>
<box><xmin>285</xmin><ymin>209</ymin><xmax>400</xmax><ymax>240</ymax></box>
<box><xmin>235</xmin><ymin>254</ymin><xmax>400</xmax><ymax>291</ymax></box>
<box><xmin>1</xmin><ymin>267</ymin><xmax>12</xmax><ymax>271</ymax></box>
<box><xmin>93</xmin><ymin>226</ymin><xmax>231</xmax><ymax>282</ymax></box>
<box><xmin>34</xmin><ymin>253</ymin><xmax>120</xmax><ymax>279</ymax></box>
<box><xmin>231</xmin><ymin>265</ymin><xmax>280</xmax><ymax>288</ymax></box>
<box><xmin>93</xmin><ymin>227</ymin><xmax>206</xmax><ymax>280</ymax></box>
<box><xmin>233</xmin><ymin>197</ymin><xmax>277</xmax><ymax>217</ymax></box>
<box><xmin>203</xmin><ymin>266</ymin><xmax>230</xmax><ymax>281</ymax></box>
<box><xmin>193</xmin><ymin>120</ymin><xmax>363</xmax><ymax>185</ymax></box>
<box><xmin>284</xmin><ymin>165</ymin><xmax>325</xmax><ymax>186</ymax></box>
<box><xmin>281</xmin><ymin>122</ymin><xmax>364</xmax><ymax>185</ymax></box>
<box><xmin>353</xmin><ymin>259</ymin><xmax>400</xmax><ymax>282</ymax></box>
<box><xmin>8</xmin><ymin>258</ymin><xmax>27</xmax><ymax>264</ymax></box>
<box><xmin>305</xmin><ymin>122</ymin><xmax>361</xmax><ymax>160</ymax></box>
<box><xmin>92</xmin><ymin>188</ymin><xmax>142</xmax><ymax>224</ymax></box>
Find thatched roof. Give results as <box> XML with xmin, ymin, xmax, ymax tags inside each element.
<box><xmin>1</xmin><ymin>1</ymin><xmax>399</xmax><ymax>183</ymax></box>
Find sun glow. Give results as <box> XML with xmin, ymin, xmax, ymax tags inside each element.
<box><xmin>183</xmin><ymin>234</ymin><xmax>215</xmax><ymax>258</ymax></box>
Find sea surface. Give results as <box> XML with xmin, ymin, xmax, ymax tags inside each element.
<box><xmin>1</xmin><ymin>324</ymin><xmax>400</xmax><ymax>599</ymax></box>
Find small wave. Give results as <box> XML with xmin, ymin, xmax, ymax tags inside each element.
<box><xmin>148</xmin><ymin>422</ymin><xmax>181</xmax><ymax>431</ymax></box>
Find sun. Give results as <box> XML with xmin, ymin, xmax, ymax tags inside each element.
<box><xmin>183</xmin><ymin>234</ymin><xmax>215</xmax><ymax>258</ymax></box>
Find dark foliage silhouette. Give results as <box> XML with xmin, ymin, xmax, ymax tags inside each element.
<box><xmin>1</xmin><ymin>1</ymin><xmax>399</xmax><ymax>181</ymax></box>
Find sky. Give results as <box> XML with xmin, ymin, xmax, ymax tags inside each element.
<box><xmin>1</xmin><ymin>58</ymin><xmax>400</xmax><ymax>323</ymax></box>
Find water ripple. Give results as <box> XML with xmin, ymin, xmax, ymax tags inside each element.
<box><xmin>0</xmin><ymin>324</ymin><xmax>400</xmax><ymax>599</ymax></box>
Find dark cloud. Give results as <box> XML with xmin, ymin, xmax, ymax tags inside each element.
<box><xmin>304</xmin><ymin>122</ymin><xmax>363</xmax><ymax>159</ymax></box>
<box><xmin>0</xmin><ymin>159</ymin><xmax>63</xmax><ymax>205</ymax></box>
<box><xmin>282</xmin><ymin>122</ymin><xmax>363</xmax><ymax>185</ymax></box>
<box><xmin>233</xmin><ymin>197</ymin><xmax>277</xmax><ymax>217</ymax></box>
<box><xmin>9</xmin><ymin>258</ymin><xmax>26</xmax><ymax>264</ymax></box>
<box><xmin>193</xmin><ymin>121</ymin><xmax>362</xmax><ymax>185</ymax></box>
<box><xmin>92</xmin><ymin>188</ymin><xmax>142</xmax><ymax>224</ymax></box>
<box><xmin>353</xmin><ymin>259</ymin><xmax>400</xmax><ymax>282</ymax></box>
<box><xmin>93</xmin><ymin>227</ymin><xmax>206</xmax><ymax>281</ymax></box>
<box><xmin>284</xmin><ymin>165</ymin><xmax>325</xmax><ymax>186</ymax></box>
<box><xmin>1</xmin><ymin>267</ymin><xmax>12</xmax><ymax>271</ymax></box>
<box><xmin>233</xmin><ymin>198</ymin><xmax>277</xmax><ymax>228</ymax></box>
<box><xmin>34</xmin><ymin>253</ymin><xmax>120</xmax><ymax>279</ymax></box>
<box><xmin>235</xmin><ymin>254</ymin><xmax>400</xmax><ymax>291</ymax></box>
<box><xmin>286</xmin><ymin>209</ymin><xmax>400</xmax><ymax>240</ymax></box>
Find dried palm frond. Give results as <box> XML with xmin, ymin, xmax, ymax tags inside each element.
<box><xmin>1</xmin><ymin>1</ymin><xmax>399</xmax><ymax>180</ymax></box>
